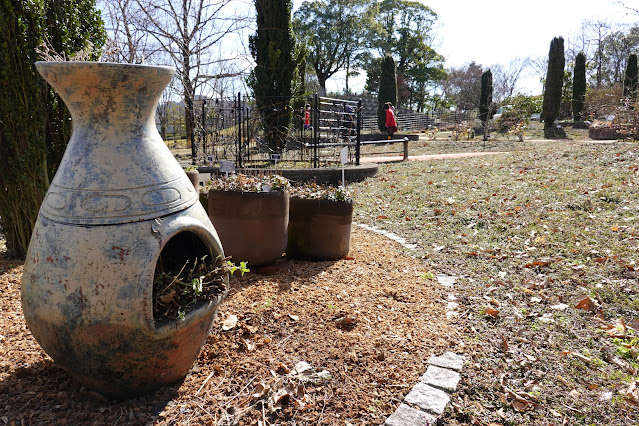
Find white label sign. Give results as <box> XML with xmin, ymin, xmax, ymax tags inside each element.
<box><xmin>219</xmin><ymin>160</ymin><xmax>235</xmax><ymax>173</ymax></box>
<box><xmin>340</xmin><ymin>146</ymin><xmax>348</xmax><ymax>165</ymax></box>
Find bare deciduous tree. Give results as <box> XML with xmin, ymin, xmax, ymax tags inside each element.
<box><xmin>492</xmin><ymin>57</ymin><xmax>530</xmax><ymax>102</ymax></box>
<box><xmin>442</xmin><ymin>61</ymin><xmax>483</xmax><ymax>110</ymax></box>
<box><xmin>135</xmin><ymin>0</ymin><xmax>251</xmax><ymax>162</ymax></box>
<box><xmin>617</xmin><ymin>1</ymin><xmax>639</xmax><ymax>16</ymax></box>
<box><xmin>567</xmin><ymin>18</ymin><xmax>639</xmax><ymax>88</ymax></box>
<box><xmin>100</xmin><ymin>0</ymin><xmax>160</xmax><ymax>63</ymax></box>
<box><xmin>579</xmin><ymin>19</ymin><xmax>612</xmax><ymax>88</ymax></box>
<box><xmin>156</xmin><ymin>77</ymin><xmax>179</xmax><ymax>141</ymax></box>
<box><xmin>529</xmin><ymin>55</ymin><xmax>548</xmax><ymax>89</ymax></box>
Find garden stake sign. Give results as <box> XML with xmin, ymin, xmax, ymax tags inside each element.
<box><xmin>21</xmin><ymin>62</ymin><xmax>228</xmax><ymax>399</ymax></box>
<box><xmin>340</xmin><ymin>146</ymin><xmax>348</xmax><ymax>186</ymax></box>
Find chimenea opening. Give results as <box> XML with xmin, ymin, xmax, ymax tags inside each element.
<box><xmin>152</xmin><ymin>230</ymin><xmax>227</xmax><ymax>325</ymax></box>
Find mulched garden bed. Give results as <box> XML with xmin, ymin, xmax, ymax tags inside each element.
<box><xmin>0</xmin><ymin>226</ymin><xmax>453</xmax><ymax>425</ymax></box>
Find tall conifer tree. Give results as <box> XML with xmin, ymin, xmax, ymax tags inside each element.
<box><xmin>249</xmin><ymin>0</ymin><xmax>298</xmax><ymax>153</ymax></box>
<box><xmin>542</xmin><ymin>37</ymin><xmax>565</xmax><ymax>137</ymax></box>
<box><xmin>623</xmin><ymin>53</ymin><xmax>638</xmax><ymax>101</ymax></box>
<box><xmin>0</xmin><ymin>0</ymin><xmax>105</xmax><ymax>257</ymax></box>
<box><xmin>377</xmin><ymin>54</ymin><xmax>397</xmax><ymax>132</ymax></box>
<box><xmin>479</xmin><ymin>69</ymin><xmax>493</xmax><ymax>141</ymax></box>
<box><xmin>479</xmin><ymin>71</ymin><xmax>493</xmax><ymax>122</ymax></box>
<box><xmin>572</xmin><ymin>52</ymin><xmax>587</xmax><ymax>122</ymax></box>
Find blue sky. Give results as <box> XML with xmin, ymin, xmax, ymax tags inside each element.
<box><xmin>426</xmin><ymin>0</ymin><xmax>636</xmax><ymax>94</ymax></box>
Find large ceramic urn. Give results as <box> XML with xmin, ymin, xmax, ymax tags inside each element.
<box><xmin>21</xmin><ymin>62</ymin><xmax>227</xmax><ymax>398</ymax></box>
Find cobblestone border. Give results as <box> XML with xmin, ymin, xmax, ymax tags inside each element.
<box><xmin>353</xmin><ymin>223</ymin><xmax>464</xmax><ymax>425</ymax></box>
<box><xmin>385</xmin><ymin>352</ymin><xmax>465</xmax><ymax>425</ymax></box>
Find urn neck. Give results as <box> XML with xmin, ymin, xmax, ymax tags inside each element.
<box><xmin>36</xmin><ymin>61</ymin><xmax>174</xmax><ymax>127</ymax></box>
<box><xmin>34</xmin><ymin>62</ymin><xmax>199</xmax><ymax>225</ymax></box>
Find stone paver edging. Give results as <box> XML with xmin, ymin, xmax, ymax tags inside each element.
<box><xmin>354</xmin><ymin>223</ymin><xmax>464</xmax><ymax>425</ymax></box>
<box><xmin>384</xmin><ymin>352</ymin><xmax>465</xmax><ymax>425</ymax></box>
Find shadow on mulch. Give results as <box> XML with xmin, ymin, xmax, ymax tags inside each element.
<box><xmin>225</xmin><ymin>256</ymin><xmax>338</xmax><ymax>298</ymax></box>
<box><xmin>0</xmin><ymin>358</ymin><xmax>183</xmax><ymax>424</ymax></box>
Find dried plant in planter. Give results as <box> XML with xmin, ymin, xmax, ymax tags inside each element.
<box><xmin>290</xmin><ymin>182</ymin><xmax>351</xmax><ymax>202</ymax></box>
<box><xmin>287</xmin><ymin>182</ymin><xmax>354</xmax><ymax>261</ymax></box>
<box><xmin>35</xmin><ymin>40</ymin><xmax>97</xmax><ymax>62</ymax></box>
<box><xmin>153</xmin><ymin>254</ymin><xmax>248</xmax><ymax>324</ymax></box>
<box><xmin>207</xmin><ymin>173</ymin><xmax>290</xmax><ymax>193</ymax></box>
<box><xmin>206</xmin><ymin>173</ymin><xmax>290</xmax><ymax>267</ymax></box>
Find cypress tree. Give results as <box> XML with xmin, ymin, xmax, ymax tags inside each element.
<box><xmin>249</xmin><ymin>0</ymin><xmax>298</xmax><ymax>153</ymax></box>
<box><xmin>0</xmin><ymin>0</ymin><xmax>105</xmax><ymax>258</ymax></box>
<box><xmin>377</xmin><ymin>55</ymin><xmax>397</xmax><ymax>132</ymax></box>
<box><xmin>542</xmin><ymin>37</ymin><xmax>565</xmax><ymax>137</ymax></box>
<box><xmin>623</xmin><ymin>53</ymin><xmax>638</xmax><ymax>101</ymax></box>
<box><xmin>479</xmin><ymin>69</ymin><xmax>493</xmax><ymax>124</ymax></box>
<box><xmin>479</xmin><ymin>69</ymin><xmax>493</xmax><ymax>142</ymax></box>
<box><xmin>292</xmin><ymin>49</ymin><xmax>308</xmax><ymax>124</ymax></box>
<box><xmin>572</xmin><ymin>52</ymin><xmax>587</xmax><ymax>122</ymax></box>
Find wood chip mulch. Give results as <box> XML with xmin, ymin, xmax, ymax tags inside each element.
<box><xmin>0</xmin><ymin>226</ymin><xmax>455</xmax><ymax>425</ymax></box>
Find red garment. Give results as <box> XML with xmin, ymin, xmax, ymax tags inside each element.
<box><xmin>304</xmin><ymin>110</ymin><xmax>310</xmax><ymax>127</ymax></box>
<box><xmin>385</xmin><ymin>108</ymin><xmax>397</xmax><ymax>127</ymax></box>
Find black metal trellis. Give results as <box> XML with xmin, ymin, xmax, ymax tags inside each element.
<box><xmin>309</xmin><ymin>94</ymin><xmax>361</xmax><ymax>168</ymax></box>
<box><xmin>181</xmin><ymin>91</ymin><xmax>484</xmax><ymax>169</ymax></box>
<box><xmin>189</xmin><ymin>93</ymin><xmax>365</xmax><ymax>169</ymax></box>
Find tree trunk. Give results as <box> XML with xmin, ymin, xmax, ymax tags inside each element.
<box><xmin>317</xmin><ymin>75</ymin><xmax>327</xmax><ymax>96</ymax></box>
<box><xmin>345</xmin><ymin>56</ymin><xmax>350</xmax><ymax>94</ymax></box>
<box><xmin>183</xmin><ymin>88</ymin><xmax>193</xmax><ymax>144</ymax></box>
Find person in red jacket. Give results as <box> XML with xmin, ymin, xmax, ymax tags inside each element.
<box><xmin>384</xmin><ymin>102</ymin><xmax>397</xmax><ymax>139</ymax></box>
<box><xmin>303</xmin><ymin>104</ymin><xmax>311</xmax><ymax>130</ymax></box>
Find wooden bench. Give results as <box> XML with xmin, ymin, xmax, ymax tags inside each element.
<box><xmin>359</xmin><ymin>137</ymin><xmax>409</xmax><ymax>160</ymax></box>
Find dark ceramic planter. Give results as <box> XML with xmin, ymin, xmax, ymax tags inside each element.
<box><xmin>286</xmin><ymin>197</ymin><xmax>353</xmax><ymax>260</ymax></box>
<box><xmin>186</xmin><ymin>170</ymin><xmax>200</xmax><ymax>190</ymax></box>
<box><xmin>208</xmin><ymin>190</ymin><xmax>289</xmax><ymax>267</ymax></box>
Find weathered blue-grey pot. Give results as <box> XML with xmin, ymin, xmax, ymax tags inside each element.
<box><xmin>21</xmin><ymin>62</ymin><xmax>227</xmax><ymax>398</ymax></box>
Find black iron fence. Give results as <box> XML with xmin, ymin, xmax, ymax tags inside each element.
<box><xmin>361</xmin><ymin>109</ymin><xmax>477</xmax><ymax>132</ymax></box>
<box><xmin>173</xmin><ymin>93</ymin><xmax>477</xmax><ymax>168</ymax></box>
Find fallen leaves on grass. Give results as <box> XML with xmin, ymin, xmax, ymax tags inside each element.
<box><xmin>351</xmin><ymin>140</ymin><xmax>639</xmax><ymax>424</ymax></box>
<box><xmin>484</xmin><ymin>307</ymin><xmax>500</xmax><ymax>319</ymax></box>
<box><xmin>575</xmin><ymin>295</ymin><xmax>597</xmax><ymax>312</ymax></box>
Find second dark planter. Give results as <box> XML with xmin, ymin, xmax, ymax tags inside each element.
<box><xmin>287</xmin><ymin>197</ymin><xmax>353</xmax><ymax>261</ymax></box>
<box><xmin>185</xmin><ymin>170</ymin><xmax>200</xmax><ymax>190</ymax></box>
<box><xmin>208</xmin><ymin>189</ymin><xmax>289</xmax><ymax>267</ymax></box>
